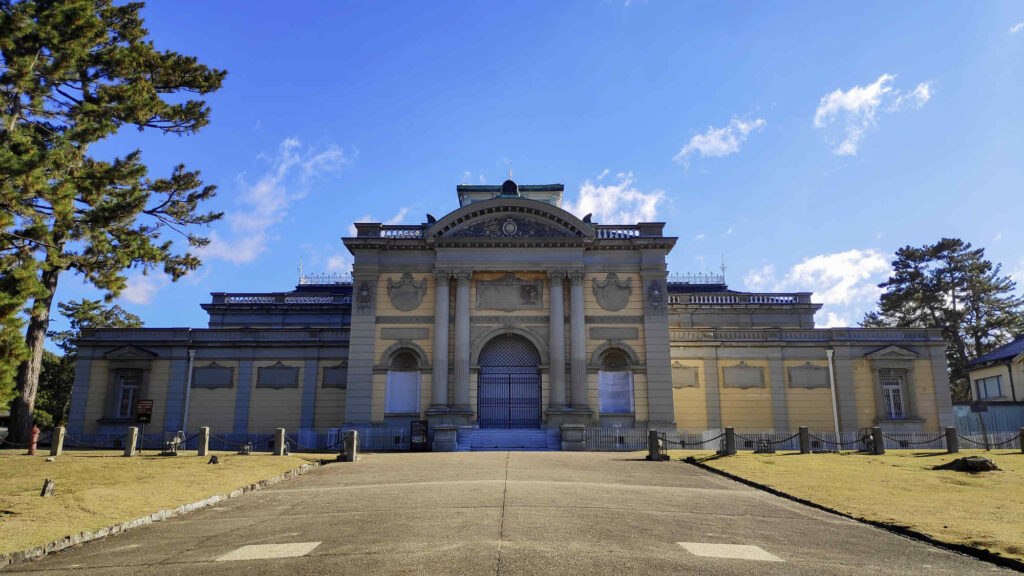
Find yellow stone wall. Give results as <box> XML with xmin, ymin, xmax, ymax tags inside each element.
<box><xmin>717</xmin><ymin>359</ymin><xmax>774</xmax><ymax>432</ymax></box>
<box><xmin>671</xmin><ymin>361</ymin><xmax>706</xmax><ymax>431</ymax></box>
<box><xmin>82</xmin><ymin>360</ymin><xmax>109</xmax><ymax>434</ymax></box>
<box><xmin>313</xmin><ymin>361</ymin><xmax>347</xmax><ymax>429</ymax></box>
<box><xmin>783</xmin><ymin>360</ymin><xmax>834</xmax><ymax>433</ymax></box>
<box><xmin>186</xmin><ymin>360</ymin><xmax>239</xmax><ymax>435</ymax></box>
<box><xmin>142</xmin><ymin>359</ymin><xmax>171</xmax><ymax>432</ymax></box>
<box><xmin>247</xmin><ymin>360</ymin><xmax>304</xmax><ymax>433</ymax></box>
<box><xmin>372</xmin><ymin>272</ymin><xmax>436</xmax><ymax>421</ymax></box>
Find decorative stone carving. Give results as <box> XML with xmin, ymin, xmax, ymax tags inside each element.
<box><xmin>722</xmin><ymin>361</ymin><xmax>765</xmax><ymax>389</ymax></box>
<box><xmin>355</xmin><ymin>281</ymin><xmax>372</xmax><ymax>309</ymax></box>
<box><xmin>475</xmin><ymin>273</ymin><xmax>543</xmax><ymax>311</ymax></box>
<box><xmin>449</xmin><ymin>216</ymin><xmax>573</xmax><ymax>238</ymax></box>
<box><xmin>386</xmin><ymin>273</ymin><xmax>427</xmax><ymax>312</ymax></box>
<box><xmin>592</xmin><ymin>273</ymin><xmax>632</xmax><ymax>311</ymax></box>
<box><xmin>646</xmin><ymin>280</ymin><xmax>666</xmax><ymax>310</ymax></box>
<box><xmin>787</xmin><ymin>362</ymin><xmax>830</xmax><ymax>389</ymax></box>
<box><xmin>432</xmin><ymin>269</ymin><xmax>452</xmax><ymax>280</ymax></box>
<box><xmin>322</xmin><ymin>362</ymin><xmax>348</xmax><ymax>389</ymax></box>
<box><xmin>671</xmin><ymin>362</ymin><xmax>699</xmax><ymax>389</ymax></box>
<box><xmin>567</xmin><ymin>270</ymin><xmax>585</xmax><ymax>284</ymax></box>
<box><xmin>256</xmin><ymin>362</ymin><xmax>299</xmax><ymax>389</ymax></box>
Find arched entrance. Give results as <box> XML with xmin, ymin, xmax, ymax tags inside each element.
<box><xmin>477</xmin><ymin>334</ymin><xmax>542</xmax><ymax>428</ymax></box>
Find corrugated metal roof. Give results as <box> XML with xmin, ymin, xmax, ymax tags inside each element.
<box><xmin>968</xmin><ymin>334</ymin><xmax>1024</xmax><ymax>366</ymax></box>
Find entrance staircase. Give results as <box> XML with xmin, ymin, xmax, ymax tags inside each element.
<box><xmin>457</xmin><ymin>428</ymin><xmax>560</xmax><ymax>451</ymax></box>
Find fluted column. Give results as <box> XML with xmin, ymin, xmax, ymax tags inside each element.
<box><xmin>452</xmin><ymin>271</ymin><xmax>473</xmax><ymax>409</ymax></box>
<box><xmin>547</xmin><ymin>270</ymin><xmax>567</xmax><ymax>410</ymax></box>
<box><xmin>431</xmin><ymin>269</ymin><xmax>451</xmax><ymax>409</ymax></box>
<box><xmin>568</xmin><ymin>270</ymin><xmax>588</xmax><ymax>409</ymax></box>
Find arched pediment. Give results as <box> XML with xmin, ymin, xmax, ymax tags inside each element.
<box><xmin>427</xmin><ymin>198</ymin><xmax>594</xmax><ymax>240</ymax></box>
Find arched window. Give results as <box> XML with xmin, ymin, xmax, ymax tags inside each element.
<box><xmin>598</xmin><ymin>349</ymin><xmax>634</xmax><ymax>414</ymax></box>
<box><xmin>385</xmin><ymin>350</ymin><xmax>421</xmax><ymax>414</ymax></box>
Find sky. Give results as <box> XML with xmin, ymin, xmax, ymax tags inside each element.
<box><xmin>52</xmin><ymin>1</ymin><xmax>1024</xmax><ymax>339</ymax></box>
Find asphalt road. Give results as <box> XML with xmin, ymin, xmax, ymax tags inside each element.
<box><xmin>5</xmin><ymin>452</ymin><xmax>1013</xmax><ymax>575</ymax></box>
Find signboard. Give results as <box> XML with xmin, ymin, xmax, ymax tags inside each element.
<box><xmin>135</xmin><ymin>399</ymin><xmax>154</xmax><ymax>423</ymax></box>
<box><xmin>410</xmin><ymin>420</ymin><xmax>428</xmax><ymax>451</ymax></box>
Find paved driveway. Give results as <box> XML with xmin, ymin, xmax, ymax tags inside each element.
<box><xmin>5</xmin><ymin>452</ymin><xmax>1012</xmax><ymax>575</ymax></box>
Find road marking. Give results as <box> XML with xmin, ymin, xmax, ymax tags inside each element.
<box><xmin>677</xmin><ymin>542</ymin><xmax>783</xmax><ymax>562</ymax></box>
<box><xmin>216</xmin><ymin>542</ymin><xmax>321</xmax><ymax>561</ymax></box>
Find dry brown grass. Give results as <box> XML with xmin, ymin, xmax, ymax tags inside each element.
<box><xmin>672</xmin><ymin>449</ymin><xmax>1024</xmax><ymax>561</ymax></box>
<box><xmin>0</xmin><ymin>449</ymin><xmax>331</xmax><ymax>554</ymax></box>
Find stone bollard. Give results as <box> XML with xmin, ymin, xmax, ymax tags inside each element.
<box><xmin>723</xmin><ymin>427</ymin><xmax>736</xmax><ymax>456</ymax></box>
<box><xmin>198</xmin><ymin>427</ymin><xmax>210</xmax><ymax>457</ymax></box>
<box><xmin>647</xmin><ymin>430</ymin><xmax>661</xmax><ymax>461</ymax></box>
<box><xmin>945</xmin><ymin>427</ymin><xmax>959</xmax><ymax>454</ymax></box>
<box><xmin>871</xmin><ymin>426</ymin><xmax>885</xmax><ymax>455</ymax></box>
<box><xmin>50</xmin><ymin>426</ymin><xmax>66</xmax><ymax>457</ymax></box>
<box><xmin>341</xmin><ymin>430</ymin><xmax>359</xmax><ymax>462</ymax></box>
<box><xmin>274</xmin><ymin>428</ymin><xmax>286</xmax><ymax>456</ymax></box>
<box><xmin>124</xmin><ymin>427</ymin><xmax>139</xmax><ymax>457</ymax></box>
<box><xmin>799</xmin><ymin>427</ymin><xmax>810</xmax><ymax>454</ymax></box>
<box><xmin>1019</xmin><ymin>428</ymin><xmax>1024</xmax><ymax>455</ymax></box>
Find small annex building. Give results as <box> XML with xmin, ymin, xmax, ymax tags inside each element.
<box><xmin>67</xmin><ymin>180</ymin><xmax>954</xmax><ymax>450</ymax></box>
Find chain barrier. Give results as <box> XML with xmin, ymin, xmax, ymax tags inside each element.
<box><xmin>209</xmin><ymin>434</ymin><xmax>274</xmax><ymax>449</ymax></box>
<box><xmin>735</xmin><ymin>432</ymin><xmax>800</xmax><ymax>446</ymax></box>
<box><xmin>958</xmin><ymin>433</ymin><xmax>1021</xmax><ymax>448</ymax></box>
<box><xmin>0</xmin><ymin>437</ymin><xmax>32</xmax><ymax>448</ymax></box>
<box><xmin>64</xmin><ymin>433</ymin><xmax>126</xmax><ymax>449</ymax></box>
<box><xmin>284</xmin><ymin>434</ymin><xmax>345</xmax><ymax>452</ymax></box>
<box><xmin>881</xmin><ymin>433</ymin><xmax>946</xmax><ymax>446</ymax></box>
<box><xmin>659</xmin><ymin>432</ymin><xmax>726</xmax><ymax>448</ymax></box>
<box><xmin>807</xmin><ymin>433</ymin><xmax>871</xmax><ymax>449</ymax></box>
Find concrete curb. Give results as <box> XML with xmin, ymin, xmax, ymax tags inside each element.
<box><xmin>684</xmin><ymin>457</ymin><xmax>1024</xmax><ymax>573</ymax></box>
<box><xmin>0</xmin><ymin>459</ymin><xmax>324</xmax><ymax>570</ymax></box>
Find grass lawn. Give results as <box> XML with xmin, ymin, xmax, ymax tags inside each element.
<box><xmin>672</xmin><ymin>449</ymin><xmax>1024</xmax><ymax>562</ymax></box>
<box><xmin>0</xmin><ymin>448</ymin><xmax>332</xmax><ymax>555</ymax></box>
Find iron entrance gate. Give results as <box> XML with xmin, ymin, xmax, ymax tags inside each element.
<box><xmin>477</xmin><ymin>334</ymin><xmax>542</xmax><ymax>429</ymax></box>
<box><xmin>478</xmin><ymin>372</ymin><xmax>541</xmax><ymax>428</ymax></box>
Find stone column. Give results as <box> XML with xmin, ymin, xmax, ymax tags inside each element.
<box><xmin>431</xmin><ymin>270</ymin><xmax>451</xmax><ymax>409</ymax></box>
<box><xmin>124</xmin><ymin>427</ymin><xmax>138</xmax><ymax>457</ymax></box>
<box><xmin>568</xmin><ymin>271</ymin><xmax>588</xmax><ymax>409</ymax></box>
<box><xmin>547</xmin><ymin>270</ymin><xmax>566</xmax><ymax>410</ymax></box>
<box><xmin>274</xmin><ymin>428</ymin><xmax>286</xmax><ymax>456</ymax></box>
<box><xmin>50</xmin><ymin>426</ymin><xmax>65</xmax><ymax>457</ymax></box>
<box><xmin>452</xmin><ymin>271</ymin><xmax>473</xmax><ymax>410</ymax></box>
<box><xmin>198</xmin><ymin>426</ymin><xmax>210</xmax><ymax>457</ymax></box>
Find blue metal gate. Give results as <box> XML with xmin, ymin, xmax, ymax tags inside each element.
<box><xmin>477</xmin><ymin>334</ymin><xmax>541</xmax><ymax>429</ymax></box>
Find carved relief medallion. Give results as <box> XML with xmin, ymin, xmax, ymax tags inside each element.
<box><xmin>646</xmin><ymin>280</ymin><xmax>666</xmax><ymax>310</ymax></box>
<box><xmin>387</xmin><ymin>273</ymin><xmax>427</xmax><ymax>311</ymax></box>
<box><xmin>592</xmin><ymin>273</ymin><xmax>632</xmax><ymax>311</ymax></box>
<box><xmin>475</xmin><ymin>273</ymin><xmax>544</xmax><ymax>311</ymax></box>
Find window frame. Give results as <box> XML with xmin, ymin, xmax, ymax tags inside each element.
<box><xmin>881</xmin><ymin>375</ymin><xmax>906</xmax><ymax>420</ymax></box>
<box><xmin>385</xmin><ymin>369</ymin><xmax>421</xmax><ymax>414</ymax></box>
<box><xmin>598</xmin><ymin>369</ymin><xmax>635</xmax><ymax>414</ymax></box>
<box><xmin>116</xmin><ymin>369</ymin><xmax>142</xmax><ymax>419</ymax></box>
<box><xmin>975</xmin><ymin>375</ymin><xmax>1003</xmax><ymax>400</ymax></box>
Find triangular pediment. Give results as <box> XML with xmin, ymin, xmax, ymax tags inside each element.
<box><xmin>104</xmin><ymin>345</ymin><xmax>158</xmax><ymax>360</ymax></box>
<box><xmin>865</xmin><ymin>345</ymin><xmax>918</xmax><ymax>360</ymax></box>
<box><xmin>428</xmin><ymin>198</ymin><xmax>593</xmax><ymax>240</ymax></box>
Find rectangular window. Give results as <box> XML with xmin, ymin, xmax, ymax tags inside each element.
<box><xmin>256</xmin><ymin>364</ymin><xmax>299</xmax><ymax>388</ymax></box>
<box><xmin>881</xmin><ymin>376</ymin><xmax>905</xmax><ymax>420</ymax></box>
<box><xmin>598</xmin><ymin>370</ymin><xmax>634</xmax><ymax>413</ymax></box>
<box><xmin>117</xmin><ymin>370</ymin><xmax>142</xmax><ymax>419</ymax></box>
<box><xmin>975</xmin><ymin>376</ymin><xmax>1003</xmax><ymax>400</ymax></box>
<box><xmin>323</xmin><ymin>366</ymin><xmax>348</xmax><ymax>389</ymax></box>
<box><xmin>385</xmin><ymin>371</ymin><xmax>420</xmax><ymax>413</ymax></box>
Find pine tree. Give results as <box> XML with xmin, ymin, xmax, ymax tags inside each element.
<box><xmin>863</xmin><ymin>238</ymin><xmax>1024</xmax><ymax>401</ymax></box>
<box><xmin>1</xmin><ymin>0</ymin><xmax>225</xmax><ymax>441</ymax></box>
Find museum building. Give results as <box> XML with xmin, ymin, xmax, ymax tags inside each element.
<box><xmin>66</xmin><ymin>180</ymin><xmax>955</xmax><ymax>450</ymax></box>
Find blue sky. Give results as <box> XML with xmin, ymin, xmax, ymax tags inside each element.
<box><xmin>54</xmin><ymin>1</ymin><xmax>1024</xmax><ymax>338</ymax></box>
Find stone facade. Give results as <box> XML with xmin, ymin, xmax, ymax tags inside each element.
<box><xmin>66</xmin><ymin>181</ymin><xmax>955</xmax><ymax>447</ymax></box>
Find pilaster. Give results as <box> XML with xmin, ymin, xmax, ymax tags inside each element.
<box><xmin>568</xmin><ymin>270</ymin><xmax>588</xmax><ymax>410</ymax></box>
<box><xmin>547</xmin><ymin>270</ymin><xmax>567</xmax><ymax>410</ymax></box>
<box><xmin>452</xmin><ymin>270</ymin><xmax>473</xmax><ymax>410</ymax></box>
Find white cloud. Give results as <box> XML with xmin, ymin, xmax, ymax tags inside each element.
<box><xmin>1011</xmin><ymin>21</ymin><xmax>1024</xmax><ymax>34</ymax></box>
<box><xmin>597</xmin><ymin>168</ymin><xmax>610</xmax><ymax>180</ymax></box>
<box><xmin>326</xmin><ymin>253</ymin><xmax>350</xmax><ymax>274</ymax></box>
<box><xmin>674</xmin><ymin>117</ymin><xmax>765</xmax><ymax>167</ymax></box>
<box><xmin>346</xmin><ymin>208</ymin><xmax>411</xmax><ymax>236</ymax></box>
<box><xmin>742</xmin><ymin>249</ymin><xmax>891</xmax><ymax>328</ymax></box>
<box><xmin>564</xmin><ymin>171</ymin><xmax>666</xmax><ymax>223</ymax></box>
<box><xmin>993</xmin><ymin>232</ymin><xmax>1003</xmax><ymax>242</ymax></box>
<box><xmin>120</xmin><ymin>274</ymin><xmax>170</xmax><ymax>305</ymax></box>
<box><xmin>202</xmin><ymin>138</ymin><xmax>351</xmax><ymax>264</ymax></box>
<box><xmin>725</xmin><ymin>227</ymin><xmax>733</xmax><ymax>236</ymax></box>
<box><xmin>694</xmin><ymin>233</ymin><xmax>705</xmax><ymax>240</ymax></box>
<box><xmin>479</xmin><ymin>174</ymin><xmax>486</xmax><ymax>184</ymax></box>
<box><xmin>814</xmin><ymin>74</ymin><xmax>932</xmax><ymax>155</ymax></box>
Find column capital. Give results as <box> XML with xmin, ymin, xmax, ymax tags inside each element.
<box><xmin>546</xmin><ymin>269</ymin><xmax>567</xmax><ymax>280</ymax></box>
<box><xmin>452</xmin><ymin>270</ymin><xmax>473</xmax><ymax>284</ymax></box>
<box><xmin>567</xmin><ymin>270</ymin><xmax>586</xmax><ymax>284</ymax></box>
<box><xmin>432</xmin><ymin>269</ymin><xmax>453</xmax><ymax>280</ymax></box>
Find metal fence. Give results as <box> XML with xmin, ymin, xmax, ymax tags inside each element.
<box><xmin>954</xmin><ymin>404</ymin><xmax>1024</xmax><ymax>433</ymax></box>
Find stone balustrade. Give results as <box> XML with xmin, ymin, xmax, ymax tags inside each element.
<box><xmin>669</xmin><ymin>292</ymin><xmax>812</xmax><ymax>305</ymax></box>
